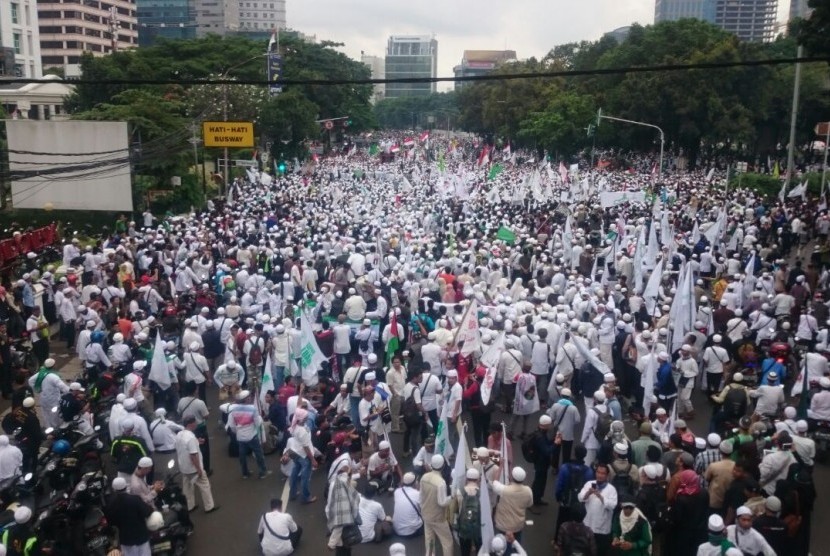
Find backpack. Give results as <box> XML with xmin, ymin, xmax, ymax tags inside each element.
<box><xmin>248</xmin><ymin>339</ymin><xmax>263</xmax><ymax>367</ymax></box>
<box><xmin>559</xmin><ymin>521</ymin><xmax>594</xmax><ymax>556</ymax></box>
<box><xmin>521</xmin><ymin>430</ymin><xmax>543</xmax><ymax>464</ymax></box>
<box><xmin>592</xmin><ymin>407</ymin><xmax>612</xmax><ymax>442</ymax></box>
<box><xmin>401</xmin><ymin>387</ymin><xmax>422</xmax><ymax>427</ymax></box>
<box><xmin>560</xmin><ymin>464</ymin><xmax>588</xmax><ymax>520</ymax></box>
<box><xmin>724</xmin><ymin>386</ymin><xmax>747</xmax><ymax>417</ymax></box>
<box><xmin>456</xmin><ymin>490</ymin><xmax>481</xmax><ymax>540</ymax></box>
<box><xmin>137</xmin><ymin>288</ymin><xmax>152</xmax><ymax>314</ymax></box>
<box><xmin>610</xmin><ymin>462</ymin><xmax>634</xmax><ymax>495</ymax></box>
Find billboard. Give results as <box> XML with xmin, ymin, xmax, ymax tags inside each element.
<box><xmin>202</xmin><ymin>122</ymin><xmax>254</xmax><ymax>147</ymax></box>
<box><xmin>7</xmin><ymin>120</ymin><xmax>133</xmax><ymax>212</ymax></box>
<box><xmin>267</xmin><ymin>53</ymin><xmax>283</xmax><ymax>96</ymax></box>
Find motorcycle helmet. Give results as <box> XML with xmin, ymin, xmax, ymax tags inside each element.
<box><xmin>90</xmin><ymin>330</ymin><xmax>105</xmax><ymax>344</ymax></box>
<box><xmin>146</xmin><ymin>511</ymin><xmax>164</xmax><ymax>532</ymax></box>
<box><xmin>52</xmin><ymin>439</ymin><xmax>71</xmax><ymax>456</ymax></box>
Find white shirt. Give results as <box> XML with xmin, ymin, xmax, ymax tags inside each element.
<box><xmin>444</xmin><ymin>382</ymin><xmax>463</xmax><ymax>419</ymax></box>
<box><xmin>332</xmin><ymin>324</ymin><xmax>352</xmax><ymax>355</ymax></box>
<box><xmin>392</xmin><ymin>486</ymin><xmax>423</xmax><ymax>536</ymax></box>
<box><xmin>175</xmin><ymin>429</ymin><xmax>202</xmax><ymax>475</ymax></box>
<box><xmin>358</xmin><ymin>496</ymin><xmax>387</xmax><ymax>542</ymax></box>
<box><xmin>577</xmin><ymin>481</ymin><xmax>618</xmax><ymax>535</ymax></box>
<box><xmin>150</xmin><ymin>418</ymin><xmax>183</xmax><ymax>452</ymax></box>
<box><xmin>258</xmin><ymin>510</ymin><xmax>298</xmax><ymax>556</ymax></box>
<box><xmin>419</xmin><ymin>373</ymin><xmax>442</xmax><ymax>412</ymax></box>
<box><xmin>726</xmin><ymin>525</ymin><xmax>776</xmax><ymax>556</ymax></box>
<box><xmin>184</xmin><ymin>352</ymin><xmax>209</xmax><ymax>384</ymax></box>
<box><xmin>702</xmin><ymin>345</ymin><xmax>729</xmax><ymax>375</ymax></box>
<box><xmin>0</xmin><ymin>444</ymin><xmax>23</xmax><ymax>481</ymax></box>
<box><xmin>808</xmin><ymin>390</ymin><xmax>830</xmax><ymax>420</ymax></box>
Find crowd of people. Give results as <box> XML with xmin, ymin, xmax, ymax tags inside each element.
<box><xmin>0</xmin><ymin>134</ymin><xmax>826</xmax><ymax>556</ymax></box>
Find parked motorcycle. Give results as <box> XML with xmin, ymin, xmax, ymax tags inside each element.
<box><xmin>149</xmin><ymin>460</ymin><xmax>192</xmax><ymax>556</ymax></box>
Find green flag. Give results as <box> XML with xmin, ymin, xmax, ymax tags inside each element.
<box><xmin>487</xmin><ymin>163</ymin><xmax>503</xmax><ymax>181</ymax></box>
<box><xmin>369</xmin><ymin>144</ymin><xmax>379</xmax><ymax>156</ymax></box>
<box><xmin>496</xmin><ymin>226</ymin><xmax>516</xmax><ymax>244</ymax></box>
<box><xmin>438</xmin><ymin>153</ymin><xmax>446</xmax><ymax>173</ymax></box>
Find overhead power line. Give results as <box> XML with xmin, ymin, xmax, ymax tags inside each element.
<box><xmin>1</xmin><ymin>56</ymin><xmax>827</xmax><ymax>87</ymax></box>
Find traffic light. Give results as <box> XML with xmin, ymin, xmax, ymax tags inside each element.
<box><xmin>278</xmin><ymin>161</ymin><xmax>286</xmax><ymax>173</ymax></box>
<box><xmin>343</xmin><ymin>119</ymin><xmax>352</xmax><ymax>128</ymax></box>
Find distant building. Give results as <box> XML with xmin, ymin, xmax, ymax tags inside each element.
<box><xmin>238</xmin><ymin>0</ymin><xmax>285</xmax><ymax>34</ymax></box>
<box><xmin>603</xmin><ymin>26</ymin><xmax>632</xmax><ymax>44</ymax></box>
<box><xmin>655</xmin><ymin>0</ymin><xmax>717</xmax><ymax>23</ymax></box>
<box><xmin>136</xmin><ymin>0</ymin><xmax>196</xmax><ymax>46</ymax></box>
<box><xmin>0</xmin><ymin>74</ymin><xmax>73</xmax><ymax>119</ymax></box>
<box><xmin>789</xmin><ymin>0</ymin><xmax>812</xmax><ymax>20</ymax></box>
<box><xmin>193</xmin><ymin>0</ymin><xmax>239</xmax><ymax>38</ymax></box>
<box><xmin>453</xmin><ymin>50</ymin><xmax>516</xmax><ymax>91</ymax></box>
<box><xmin>654</xmin><ymin>0</ymin><xmax>777</xmax><ymax>43</ymax></box>
<box><xmin>0</xmin><ymin>0</ymin><xmax>41</xmax><ymax>78</ymax></box>
<box><xmin>38</xmin><ymin>0</ymin><xmax>138</xmax><ymax>77</ymax></box>
<box><xmin>384</xmin><ymin>35</ymin><xmax>437</xmax><ymax>98</ymax></box>
<box><xmin>361</xmin><ymin>53</ymin><xmax>385</xmax><ymax>103</ymax></box>
<box><xmin>714</xmin><ymin>0</ymin><xmax>777</xmax><ymax>43</ymax></box>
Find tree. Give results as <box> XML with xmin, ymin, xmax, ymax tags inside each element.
<box><xmin>518</xmin><ymin>91</ymin><xmax>596</xmax><ymax>156</ymax></box>
<box><xmin>796</xmin><ymin>0</ymin><xmax>830</xmax><ymax>58</ymax></box>
<box><xmin>258</xmin><ymin>90</ymin><xmax>320</xmax><ymax>160</ymax></box>
<box><xmin>373</xmin><ymin>92</ymin><xmax>458</xmax><ymax>129</ymax></box>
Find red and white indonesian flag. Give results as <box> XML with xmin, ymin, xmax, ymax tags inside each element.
<box><xmin>403</xmin><ymin>137</ymin><xmax>415</xmax><ymax>148</ymax></box>
<box><xmin>419</xmin><ymin>131</ymin><xmax>430</xmax><ymax>142</ymax></box>
<box><xmin>390</xmin><ymin>144</ymin><xmax>400</xmax><ymax>153</ymax></box>
<box><xmin>454</xmin><ymin>299</ymin><xmax>481</xmax><ymax>355</ymax></box>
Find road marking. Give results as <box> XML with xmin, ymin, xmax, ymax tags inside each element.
<box><xmin>280</xmin><ymin>472</ymin><xmax>290</xmax><ymax>511</ymax></box>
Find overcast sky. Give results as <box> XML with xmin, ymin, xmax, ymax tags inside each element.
<box><xmin>290</xmin><ymin>0</ymin><xmax>655</xmax><ymax>90</ymax></box>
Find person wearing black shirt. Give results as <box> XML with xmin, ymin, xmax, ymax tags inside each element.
<box><xmin>2</xmin><ymin>397</ymin><xmax>43</xmax><ymax>474</ymax></box>
<box><xmin>105</xmin><ymin>477</ymin><xmax>153</xmax><ymax>554</ymax></box>
<box><xmin>110</xmin><ymin>422</ymin><xmax>151</xmax><ymax>480</ymax></box>
<box><xmin>753</xmin><ymin>496</ymin><xmax>787</xmax><ymax>556</ymax></box>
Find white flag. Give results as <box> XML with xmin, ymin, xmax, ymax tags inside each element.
<box><xmin>787</xmin><ymin>182</ymin><xmax>806</xmax><ymax>199</ymax></box>
<box><xmin>455</xmin><ymin>300</ymin><xmax>481</xmax><ymax>356</ymax></box>
<box><xmin>298</xmin><ymin>310</ymin><xmax>327</xmax><ymax>384</ymax></box>
<box><xmin>260</xmin><ymin>351</ymin><xmax>274</xmax><ymax>406</ymax></box>
<box><xmin>477</xmin><ymin>474</ymin><xmax>495</xmax><ymax>556</ymax></box>
<box><xmin>643</xmin><ymin>259</ymin><xmax>664</xmax><ymax>315</ymax></box>
<box><xmin>435</xmin><ymin>402</ymin><xmax>455</xmax><ymax>460</ymax></box>
<box><xmin>148</xmin><ymin>333</ymin><xmax>171</xmax><ymax>390</ymax></box>
<box><xmin>479</xmin><ymin>334</ymin><xmax>505</xmax><ymax>406</ymax></box>
<box><xmin>451</xmin><ymin>426</ymin><xmax>468</xmax><ymax>494</ymax></box>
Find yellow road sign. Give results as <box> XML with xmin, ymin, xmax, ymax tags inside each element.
<box><xmin>203</xmin><ymin>122</ymin><xmax>254</xmax><ymax>147</ymax></box>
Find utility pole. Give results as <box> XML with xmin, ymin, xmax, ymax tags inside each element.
<box><xmin>188</xmin><ymin>122</ymin><xmax>203</xmax><ymax>195</ymax></box>
<box><xmin>785</xmin><ymin>44</ymin><xmax>804</xmax><ymax>188</ymax></box>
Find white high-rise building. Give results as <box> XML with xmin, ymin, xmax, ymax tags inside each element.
<box><xmin>0</xmin><ymin>0</ymin><xmax>42</xmax><ymax>78</ymax></box>
<box><xmin>361</xmin><ymin>53</ymin><xmax>385</xmax><ymax>103</ymax></box>
<box><xmin>238</xmin><ymin>0</ymin><xmax>285</xmax><ymax>33</ymax></box>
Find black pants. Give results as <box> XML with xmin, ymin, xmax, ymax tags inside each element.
<box><xmin>196</xmin><ymin>423</ymin><xmax>211</xmax><ymax>472</ymax></box>
<box><xmin>421</xmin><ymin>409</ymin><xmax>438</xmax><ymax>439</ymax></box>
<box><xmin>61</xmin><ymin>320</ymin><xmax>75</xmax><ymax>349</ymax></box>
<box><xmin>459</xmin><ymin>537</ymin><xmax>482</xmax><ymax>556</ymax></box>
<box><xmin>552</xmin><ymin>440</ymin><xmax>573</xmax><ymax>471</ymax></box>
<box><xmin>707</xmin><ymin>372</ymin><xmax>722</xmax><ymax>395</ymax></box>
<box><xmin>32</xmin><ymin>340</ymin><xmax>49</xmax><ymax>366</ymax></box>
<box><xmin>470</xmin><ymin>410</ymin><xmax>491</xmax><ymax>448</ymax></box>
<box><xmin>532</xmin><ymin>460</ymin><xmax>549</xmax><ymax>504</ymax></box>
<box><xmin>595</xmin><ymin>532</ymin><xmax>612</xmax><ymax>556</ymax></box>
<box><xmin>403</xmin><ymin>420</ymin><xmax>422</xmax><ymax>455</ymax></box>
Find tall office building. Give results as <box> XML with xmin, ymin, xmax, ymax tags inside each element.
<box><xmin>654</xmin><ymin>0</ymin><xmax>777</xmax><ymax>42</ymax></box>
<box><xmin>38</xmin><ymin>0</ymin><xmax>138</xmax><ymax>76</ymax></box>
<box><xmin>789</xmin><ymin>0</ymin><xmax>812</xmax><ymax>20</ymax></box>
<box><xmin>714</xmin><ymin>0</ymin><xmax>777</xmax><ymax>42</ymax></box>
<box><xmin>238</xmin><ymin>0</ymin><xmax>285</xmax><ymax>34</ymax></box>
<box><xmin>136</xmin><ymin>0</ymin><xmax>195</xmax><ymax>46</ymax></box>
<box><xmin>361</xmin><ymin>53</ymin><xmax>385</xmax><ymax>103</ymax></box>
<box><xmin>193</xmin><ymin>0</ymin><xmax>238</xmax><ymax>37</ymax></box>
<box><xmin>0</xmin><ymin>0</ymin><xmax>42</xmax><ymax>78</ymax></box>
<box><xmin>654</xmin><ymin>0</ymin><xmax>717</xmax><ymax>23</ymax></box>
<box><xmin>384</xmin><ymin>35</ymin><xmax>437</xmax><ymax>98</ymax></box>
<box><xmin>453</xmin><ymin>50</ymin><xmax>516</xmax><ymax>91</ymax></box>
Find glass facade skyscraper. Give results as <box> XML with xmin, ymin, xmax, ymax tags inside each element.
<box><xmin>384</xmin><ymin>35</ymin><xmax>437</xmax><ymax>98</ymax></box>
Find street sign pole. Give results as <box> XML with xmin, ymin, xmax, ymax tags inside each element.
<box><xmin>821</xmin><ymin>123</ymin><xmax>830</xmax><ymax>198</ymax></box>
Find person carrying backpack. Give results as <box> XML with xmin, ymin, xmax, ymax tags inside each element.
<box><xmin>580</xmin><ymin>390</ymin><xmax>610</xmax><ymax>466</ymax></box>
<box><xmin>609</xmin><ymin>443</ymin><xmax>639</xmax><ymax>497</ymax></box>
<box><xmin>456</xmin><ymin>468</ymin><xmax>482</xmax><ymax>556</ymax></box>
<box><xmin>710</xmin><ymin>373</ymin><xmax>750</xmax><ymax>435</ymax></box>
<box><xmin>554</xmin><ymin>446</ymin><xmax>594</xmax><ymax>537</ymax></box>
<box><xmin>244</xmin><ymin>325</ymin><xmax>268</xmax><ymax>390</ymax></box>
<box><xmin>527</xmin><ymin>415</ymin><xmax>555</xmax><ymax>508</ymax></box>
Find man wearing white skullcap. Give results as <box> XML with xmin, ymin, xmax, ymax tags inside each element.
<box><xmin>726</xmin><ymin>506</ymin><xmax>776</xmax><ymax>556</ymax></box>
<box><xmin>105</xmin><ymin>474</ymin><xmax>155</xmax><ymax>555</ymax></box>
<box><xmin>492</xmin><ymin>466</ymin><xmax>533</xmax><ymax>536</ymax></box>
<box><xmin>0</xmin><ymin>435</ymin><xmax>22</xmax><ymax>483</ymax></box>
<box><xmin>418</xmin><ymin>454</ymin><xmax>454</xmax><ymax>555</ymax></box>
<box><xmin>367</xmin><ymin>440</ymin><xmax>402</xmax><ymax>492</ymax></box>
<box><xmin>391</xmin><ymin>472</ymin><xmax>422</xmax><ymax>537</ymax></box>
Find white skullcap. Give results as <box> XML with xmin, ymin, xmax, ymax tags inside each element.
<box><xmin>112</xmin><ymin>477</ymin><xmax>128</xmax><ymax>491</ymax></box>
<box><xmin>430</xmin><ymin>454</ymin><xmax>445</xmax><ymax>469</ymax></box>
<box><xmin>511</xmin><ymin>466</ymin><xmax>526</xmax><ymax>482</ymax></box>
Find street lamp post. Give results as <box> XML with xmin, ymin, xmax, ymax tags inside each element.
<box><xmin>598</xmin><ymin>109</ymin><xmax>665</xmax><ymax>179</ymax></box>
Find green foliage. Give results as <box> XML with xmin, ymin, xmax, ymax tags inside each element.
<box><xmin>373</xmin><ymin>92</ymin><xmax>459</xmax><ymax>129</ymax></box>
<box><xmin>796</xmin><ymin>0</ymin><xmax>830</xmax><ymax>58</ymax></box>
<box><xmin>259</xmin><ymin>90</ymin><xmax>320</xmax><ymax>160</ymax></box>
<box><xmin>728</xmin><ymin>172</ymin><xmax>782</xmax><ymax>196</ymax></box>
<box><xmin>148</xmin><ymin>174</ymin><xmax>205</xmax><ymax>215</ymax></box>
<box><xmin>455</xmin><ymin>19</ymin><xmax>830</xmax><ymax>166</ymax></box>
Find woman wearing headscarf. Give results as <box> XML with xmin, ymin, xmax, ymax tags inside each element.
<box><xmin>610</xmin><ymin>497</ymin><xmax>652</xmax><ymax>556</ymax></box>
<box><xmin>324</xmin><ymin>439</ymin><xmax>361</xmax><ymax>555</ymax></box>
<box><xmin>669</xmin><ymin>469</ymin><xmax>709</xmax><ymax>556</ymax></box>
<box><xmin>510</xmin><ymin>365</ymin><xmax>539</xmax><ymax>440</ymax></box>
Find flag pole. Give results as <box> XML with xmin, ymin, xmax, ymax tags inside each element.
<box><xmin>450</xmin><ymin>299</ymin><xmax>476</xmax><ymax>349</ymax></box>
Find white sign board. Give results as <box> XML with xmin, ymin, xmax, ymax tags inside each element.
<box><xmin>7</xmin><ymin>120</ymin><xmax>133</xmax><ymax>211</ymax></box>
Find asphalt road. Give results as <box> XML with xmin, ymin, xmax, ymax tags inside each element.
<box><xmin>21</xmin><ymin>340</ymin><xmax>830</xmax><ymax>556</ymax></box>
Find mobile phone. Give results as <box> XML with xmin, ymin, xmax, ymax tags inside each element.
<box><xmin>592</xmin><ymin>482</ymin><xmax>597</xmax><ymax>489</ymax></box>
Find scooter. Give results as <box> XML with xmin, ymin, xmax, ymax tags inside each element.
<box><xmin>150</xmin><ymin>460</ymin><xmax>192</xmax><ymax>556</ymax></box>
